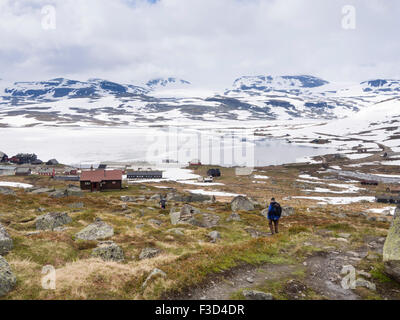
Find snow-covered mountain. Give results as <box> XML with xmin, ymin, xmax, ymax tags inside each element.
<box><xmin>146</xmin><ymin>77</ymin><xmax>191</xmax><ymax>90</ymax></box>
<box><xmin>0</xmin><ymin>75</ymin><xmax>399</xmax><ymax>128</ymax></box>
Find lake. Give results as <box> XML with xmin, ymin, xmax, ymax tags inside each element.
<box><xmin>0</xmin><ymin>126</ymin><xmax>332</xmax><ymax>167</ymax></box>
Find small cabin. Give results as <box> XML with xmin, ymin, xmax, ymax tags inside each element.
<box><xmin>80</xmin><ymin>170</ymin><xmax>123</xmax><ymax>192</ymax></box>
<box><xmin>126</xmin><ymin>169</ymin><xmax>163</xmax><ymax>180</ymax></box>
<box><xmin>15</xmin><ymin>167</ymin><xmax>31</xmax><ymax>176</ymax></box>
<box><xmin>360</xmin><ymin>180</ymin><xmax>379</xmax><ymax>186</ymax></box>
<box><xmin>38</xmin><ymin>168</ymin><xmax>55</xmax><ymax>176</ymax></box>
<box><xmin>0</xmin><ymin>166</ymin><xmax>15</xmax><ymax>176</ymax></box>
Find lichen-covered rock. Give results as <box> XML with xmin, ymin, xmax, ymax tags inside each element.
<box><xmin>120</xmin><ymin>196</ymin><xmax>136</xmax><ymax>202</ymax></box>
<box><xmin>0</xmin><ymin>256</ymin><xmax>16</xmax><ymax>297</ymax></box>
<box><xmin>36</xmin><ymin>212</ymin><xmax>72</xmax><ymax>231</ymax></box>
<box><xmin>383</xmin><ymin>215</ymin><xmax>400</xmax><ymax>282</ymax></box>
<box><xmin>170</xmin><ymin>205</ymin><xmax>199</xmax><ymax>225</ymax></box>
<box><xmin>190</xmin><ymin>213</ymin><xmax>220</xmax><ymax>228</ymax></box>
<box><xmin>243</xmin><ymin>290</ymin><xmax>273</xmax><ymax>300</ymax></box>
<box><xmin>170</xmin><ymin>205</ymin><xmax>219</xmax><ymax>228</ymax></box>
<box><xmin>91</xmin><ymin>241</ymin><xmax>124</xmax><ymax>262</ymax></box>
<box><xmin>231</xmin><ymin>196</ymin><xmax>255</xmax><ymax>212</ymax></box>
<box><xmin>139</xmin><ymin>248</ymin><xmax>161</xmax><ymax>260</ymax></box>
<box><xmin>75</xmin><ymin>219</ymin><xmax>114</xmax><ymax>241</ymax></box>
<box><xmin>0</xmin><ymin>224</ymin><xmax>13</xmax><ymax>255</ymax></box>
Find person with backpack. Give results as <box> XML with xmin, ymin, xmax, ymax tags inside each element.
<box><xmin>159</xmin><ymin>197</ymin><xmax>167</xmax><ymax>210</ymax></box>
<box><xmin>267</xmin><ymin>197</ymin><xmax>282</xmax><ymax>235</ymax></box>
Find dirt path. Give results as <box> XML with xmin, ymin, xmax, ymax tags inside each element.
<box><xmin>172</xmin><ymin>235</ymin><xmax>386</xmax><ymax>300</ymax></box>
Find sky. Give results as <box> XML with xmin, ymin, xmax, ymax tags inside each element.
<box><xmin>0</xmin><ymin>0</ymin><xmax>399</xmax><ymax>89</ymax></box>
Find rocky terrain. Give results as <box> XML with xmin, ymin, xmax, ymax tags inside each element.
<box><xmin>0</xmin><ymin>151</ymin><xmax>400</xmax><ymax>300</ymax></box>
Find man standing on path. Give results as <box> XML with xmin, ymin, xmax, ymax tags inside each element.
<box><xmin>267</xmin><ymin>197</ymin><xmax>282</xmax><ymax>235</ymax></box>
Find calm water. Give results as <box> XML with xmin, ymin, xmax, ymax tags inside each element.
<box><xmin>0</xmin><ymin>127</ymin><xmax>332</xmax><ymax>167</ymax></box>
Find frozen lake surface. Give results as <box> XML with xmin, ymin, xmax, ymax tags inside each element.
<box><xmin>0</xmin><ymin>127</ymin><xmax>332</xmax><ymax>167</ymax></box>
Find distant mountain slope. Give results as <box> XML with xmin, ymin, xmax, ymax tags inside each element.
<box><xmin>0</xmin><ymin>75</ymin><xmax>399</xmax><ymax>128</ymax></box>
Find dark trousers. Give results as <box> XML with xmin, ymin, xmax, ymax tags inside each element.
<box><xmin>269</xmin><ymin>219</ymin><xmax>279</xmax><ymax>234</ymax></box>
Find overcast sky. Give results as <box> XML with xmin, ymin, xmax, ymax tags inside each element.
<box><xmin>0</xmin><ymin>0</ymin><xmax>399</xmax><ymax>88</ymax></box>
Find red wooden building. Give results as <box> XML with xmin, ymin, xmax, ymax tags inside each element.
<box><xmin>80</xmin><ymin>170</ymin><xmax>123</xmax><ymax>192</ymax></box>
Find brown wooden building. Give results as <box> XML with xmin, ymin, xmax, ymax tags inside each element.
<box><xmin>80</xmin><ymin>170</ymin><xmax>122</xmax><ymax>192</ymax></box>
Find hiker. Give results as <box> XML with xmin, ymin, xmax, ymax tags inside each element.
<box><xmin>267</xmin><ymin>197</ymin><xmax>282</xmax><ymax>235</ymax></box>
<box><xmin>159</xmin><ymin>197</ymin><xmax>167</xmax><ymax>210</ymax></box>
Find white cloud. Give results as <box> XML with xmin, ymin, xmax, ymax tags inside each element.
<box><xmin>0</xmin><ymin>0</ymin><xmax>399</xmax><ymax>88</ymax></box>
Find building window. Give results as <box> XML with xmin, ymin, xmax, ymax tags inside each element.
<box><xmin>85</xmin><ymin>182</ymin><xmax>91</xmax><ymax>185</ymax></box>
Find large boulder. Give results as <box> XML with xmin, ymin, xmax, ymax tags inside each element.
<box><xmin>0</xmin><ymin>224</ymin><xmax>13</xmax><ymax>255</ymax></box>
<box><xmin>231</xmin><ymin>196</ymin><xmax>255</xmax><ymax>212</ymax></box>
<box><xmin>383</xmin><ymin>215</ymin><xmax>400</xmax><ymax>282</ymax></box>
<box><xmin>0</xmin><ymin>187</ymin><xmax>15</xmax><ymax>196</ymax></box>
<box><xmin>170</xmin><ymin>205</ymin><xmax>200</xmax><ymax>225</ymax></box>
<box><xmin>75</xmin><ymin>219</ymin><xmax>114</xmax><ymax>241</ymax></box>
<box><xmin>0</xmin><ymin>256</ymin><xmax>16</xmax><ymax>297</ymax></box>
<box><xmin>36</xmin><ymin>212</ymin><xmax>72</xmax><ymax>231</ymax></box>
<box><xmin>65</xmin><ymin>186</ymin><xmax>83</xmax><ymax>197</ymax></box>
<box><xmin>170</xmin><ymin>205</ymin><xmax>219</xmax><ymax>228</ymax></box>
<box><xmin>91</xmin><ymin>241</ymin><xmax>124</xmax><ymax>262</ymax></box>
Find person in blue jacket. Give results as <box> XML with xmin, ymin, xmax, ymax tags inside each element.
<box><xmin>267</xmin><ymin>198</ymin><xmax>282</xmax><ymax>235</ymax></box>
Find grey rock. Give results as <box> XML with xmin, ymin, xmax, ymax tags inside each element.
<box><xmin>65</xmin><ymin>187</ymin><xmax>83</xmax><ymax>197</ymax></box>
<box><xmin>243</xmin><ymin>290</ymin><xmax>273</xmax><ymax>300</ymax></box>
<box><xmin>170</xmin><ymin>205</ymin><xmax>219</xmax><ymax>228</ymax></box>
<box><xmin>246</xmin><ymin>277</ymin><xmax>254</xmax><ymax>283</ymax></box>
<box><xmin>150</xmin><ymin>194</ymin><xmax>162</xmax><ymax>201</ymax></box>
<box><xmin>36</xmin><ymin>212</ymin><xmax>72</xmax><ymax>231</ymax></box>
<box><xmin>231</xmin><ymin>196</ymin><xmax>255</xmax><ymax>212</ymax></box>
<box><xmin>120</xmin><ymin>196</ymin><xmax>136</xmax><ymax>202</ymax></box>
<box><xmin>0</xmin><ymin>256</ymin><xmax>16</xmax><ymax>297</ymax></box>
<box><xmin>75</xmin><ymin>219</ymin><xmax>114</xmax><ymax>240</ymax></box>
<box><xmin>282</xmin><ymin>206</ymin><xmax>295</xmax><ymax>217</ymax></box>
<box><xmin>48</xmin><ymin>189</ymin><xmax>67</xmax><ymax>199</ymax></box>
<box><xmin>0</xmin><ymin>224</ymin><xmax>13</xmax><ymax>255</ymax></box>
<box><xmin>167</xmin><ymin>228</ymin><xmax>185</xmax><ymax>236</ymax></box>
<box><xmin>29</xmin><ymin>188</ymin><xmax>55</xmax><ymax>195</ymax></box>
<box><xmin>227</xmin><ymin>212</ymin><xmax>241</xmax><ymax>222</ymax></box>
<box><xmin>355</xmin><ymin>278</ymin><xmax>376</xmax><ymax>291</ymax></box>
<box><xmin>91</xmin><ymin>241</ymin><xmax>124</xmax><ymax>262</ymax></box>
<box><xmin>0</xmin><ymin>187</ymin><xmax>15</xmax><ymax>196</ymax></box>
<box><xmin>245</xmin><ymin>227</ymin><xmax>268</xmax><ymax>239</ymax></box>
<box><xmin>149</xmin><ymin>219</ymin><xmax>162</xmax><ymax>226</ymax></box>
<box><xmin>139</xmin><ymin>248</ymin><xmax>161</xmax><ymax>260</ymax></box>
<box><xmin>338</xmin><ymin>233</ymin><xmax>351</xmax><ymax>239</ymax></box>
<box><xmin>208</xmin><ymin>231</ymin><xmax>221</xmax><ymax>243</ymax></box>
<box><xmin>383</xmin><ymin>213</ymin><xmax>400</xmax><ymax>282</ymax></box>
<box><xmin>142</xmin><ymin>268</ymin><xmax>167</xmax><ymax>289</ymax></box>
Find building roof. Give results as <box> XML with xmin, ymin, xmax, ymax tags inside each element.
<box><xmin>80</xmin><ymin>170</ymin><xmax>122</xmax><ymax>182</ymax></box>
